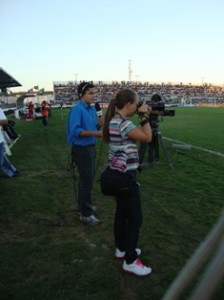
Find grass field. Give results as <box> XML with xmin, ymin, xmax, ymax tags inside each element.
<box><xmin>0</xmin><ymin>107</ymin><xmax>224</xmax><ymax>300</ymax></box>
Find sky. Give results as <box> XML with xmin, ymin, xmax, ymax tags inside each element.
<box><xmin>1</xmin><ymin>0</ymin><xmax>224</xmax><ymax>92</ymax></box>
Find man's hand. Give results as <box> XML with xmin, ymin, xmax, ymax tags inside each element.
<box><xmin>96</xmin><ymin>131</ymin><xmax>102</xmax><ymax>138</ymax></box>
<box><xmin>99</xmin><ymin>116</ymin><xmax>104</xmax><ymax>127</ymax></box>
<box><xmin>137</xmin><ymin>104</ymin><xmax>150</xmax><ymax>114</ymax></box>
<box><xmin>151</xmin><ymin>110</ymin><xmax>163</xmax><ymax>116</ymax></box>
<box><xmin>0</xmin><ymin>119</ymin><xmax>8</xmax><ymax>126</ymax></box>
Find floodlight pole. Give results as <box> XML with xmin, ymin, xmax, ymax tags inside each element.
<box><xmin>128</xmin><ymin>59</ymin><xmax>133</xmax><ymax>81</ymax></box>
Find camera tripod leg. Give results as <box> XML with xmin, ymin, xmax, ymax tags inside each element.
<box><xmin>157</xmin><ymin>131</ymin><xmax>174</xmax><ymax>170</ymax></box>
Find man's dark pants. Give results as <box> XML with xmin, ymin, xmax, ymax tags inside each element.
<box><xmin>71</xmin><ymin>145</ymin><xmax>96</xmax><ymax>217</ymax></box>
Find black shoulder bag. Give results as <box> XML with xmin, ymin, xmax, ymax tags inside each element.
<box><xmin>100</xmin><ymin>166</ymin><xmax>136</xmax><ymax>197</ymax></box>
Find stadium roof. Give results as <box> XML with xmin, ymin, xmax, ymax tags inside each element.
<box><xmin>0</xmin><ymin>67</ymin><xmax>22</xmax><ymax>89</ymax></box>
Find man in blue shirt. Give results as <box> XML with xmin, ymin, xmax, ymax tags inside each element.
<box><xmin>67</xmin><ymin>82</ymin><xmax>102</xmax><ymax>225</ymax></box>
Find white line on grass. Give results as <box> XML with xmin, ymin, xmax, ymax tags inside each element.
<box><xmin>164</xmin><ymin>137</ymin><xmax>224</xmax><ymax>158</ymax></box>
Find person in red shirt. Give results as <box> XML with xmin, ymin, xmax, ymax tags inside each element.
<box><xmin>28</xmin><ymin>102</ymin><xmax>34</xmax><ymax>119</ymax></box>
<box><xmin>41</xmin><ymin>101</ymin><xmax>50</xmax><ymax>126</ymax></box>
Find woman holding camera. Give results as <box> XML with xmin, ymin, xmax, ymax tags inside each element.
<box><xmin>103</xmin><ymin>89</ymin><xmax>152</xmax><ymax>276</ymax></box>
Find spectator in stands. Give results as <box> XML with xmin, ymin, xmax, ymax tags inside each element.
<box><xmin>0</xmin><ymin>107</ymin><xmax>19</xmax><ymax>178</ymax></box>
<box><xmin>67</xmin><ymin>82</ymin><xmax>102</xmax><ymax>225</ymax></box>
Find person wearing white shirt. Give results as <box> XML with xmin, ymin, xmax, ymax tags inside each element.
<box><xmin>0</xmin><ymin>107</ymin><xmax>19</xmax><ymax>178</ymax></box>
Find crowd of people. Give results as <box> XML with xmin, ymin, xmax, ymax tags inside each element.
<box><xmin>54</xmin><ymin>81</ymin><xmax>224</xmax><ymax>105</ymax></box>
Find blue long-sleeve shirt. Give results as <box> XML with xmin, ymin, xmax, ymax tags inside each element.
<box><xmin>67</xmin><ymin>100</ymin><xmax>99</xmax><ymax>146</ymax></box>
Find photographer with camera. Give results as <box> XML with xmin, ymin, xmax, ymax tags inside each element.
<box><xmin>67</xmin><ymin>82</ymin><xmax>103</xmax><ymax>225</ymax></box>
<box><xmin>102</xmin><ymin>88</ymin><xmax>153</xmax><ymax>276</ymax></box>
<box><xmin>138</xmin><ymin>94</ymin><xmax>164</xmax><ymax>166</ymax></box>
<box><xmin>0</xmin><ymin>107</ymin><xmax>19</xmax><ymax>178</ymax></box>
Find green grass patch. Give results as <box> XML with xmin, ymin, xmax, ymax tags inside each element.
<box><xmin>0</xmin><ymin>107</ymin><xmax>224</xmax><ymax>299</ymax></box>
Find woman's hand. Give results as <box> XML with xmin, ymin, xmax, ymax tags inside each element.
<box><xmin>137</xmin><ymin>104</ymin><xmax>151</xmax><ymax>114</ymax></box>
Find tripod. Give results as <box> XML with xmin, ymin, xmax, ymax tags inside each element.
<box><xmin>155</xmin><ymin>128</ymin><xmax>174</xmax><ymax>170</ymax></box>
<box><xmin>139</xmin><ymin>126</ymin><xmax>174</xmax><ymax>170</ymax></box>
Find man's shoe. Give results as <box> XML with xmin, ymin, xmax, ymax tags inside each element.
<box><xmin>75</xmin><ymin>205</ymin><xmax>97</xmax><ymax>216</ymax></box>
<box><xmin>75</xmin><ymin>208</ymin><xmax>81</xmax><ymax>216</ymax></box>
<box><xmin>115</xmin><ymin>248</ymin><xmax>141</xmax><ymax>259</ymax></box>
<box><xmin>90</xmin><ymin>205</ymin><xmax>97</xmax><ymax>212</ymax></box>
<box><xmin>123</xmin><ymin>258</ymin><xmax>152</xmax><ymax>276</ymax></box>
<box><xmin>13</xmin><ymin>170</ymin><xmax>20</xmax><ymax>177</ymax></box>
<box><xmin>80</xmin><ymin>214</ymin><xmax>102</xmax><ymax>225</ymax></box>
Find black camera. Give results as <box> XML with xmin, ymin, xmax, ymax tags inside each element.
<box><xmin>163</xmin><ymin>109</ymin><xmax>175</xmax><ymax>116</ymax></box>
<box><xmin>146</xmin><ymin>100</ymin><xmax>175</xmax><ymax>117</ymax></box>
<box><xmin>3</xmin><ymin>120</ymin><xmax>18</xmax><ymax>140</ymax></box>
<box><xmin>137</xmin><ymin>101</ymin><xmax>143</xmax><ymax>109</ymax></box>
<box><xmin>136</xmin><ymin>101</ymin><xmax>145</xmax><ymax>116</ymax></box>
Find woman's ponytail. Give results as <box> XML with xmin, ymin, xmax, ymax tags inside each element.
<box><xmin>102</xmin><ymin>98</ymin><xmax>116</xmax><ymax>143</ymax></box>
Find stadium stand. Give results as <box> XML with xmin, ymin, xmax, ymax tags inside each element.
<box><xmin>53</xmin><ymin>81</ymin><xmax>224</xmax><ymax>107</ymax></box>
